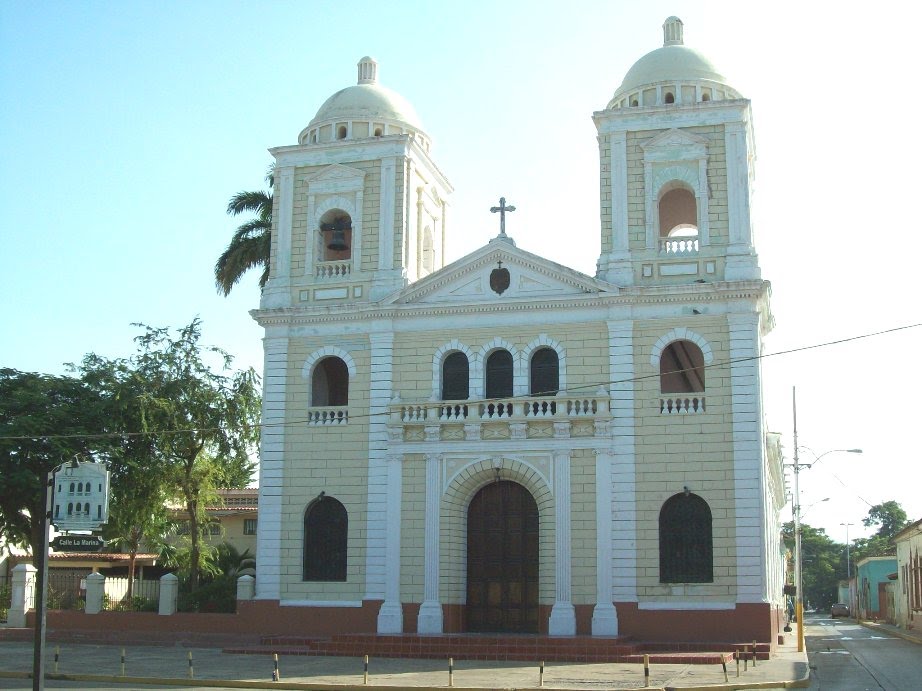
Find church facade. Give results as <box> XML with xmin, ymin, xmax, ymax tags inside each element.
<box><xmin>251</xmin><ymin>17</ymin><xmax>786</xmax><ymax>643</ymax></box>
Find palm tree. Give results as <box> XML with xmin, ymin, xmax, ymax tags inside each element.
<box><xmin>214</xmin><ymin>170</ymin><xmax>274</xmax><ymax>296</ymax></box>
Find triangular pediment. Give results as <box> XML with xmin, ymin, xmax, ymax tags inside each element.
<box><xmin>306</xmin><ymin>163</ymin><xmax>367</xmax><ymax>182</ymax></box>
<box><xmin>642</xmin><ymin>128</ymin><xmax>709</xmax><ymax>150</ymax></box>
<box><xmin>387</xmin><ymin>238</ymin><xmax>614</xmax><ymax>306</ymax></box>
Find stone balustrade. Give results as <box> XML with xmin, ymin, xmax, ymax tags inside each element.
<box><xmin>659</xmin><ymin>235</ymin><xmax>699</xmax><ymax>256</ymax></box>
<box><xmin>660</xmin><ymin>396</ymin><xmax>706</xmax><ymax>414</ymax></box>
<box><xmin>391</xmin><ymin>394</ymin><xmax>609</xmax><ymax>438</ymax></box>
<box><xmin>315</xmin><ymin>260</ymin><xmax>352</xmax><ymax>279</ymax></box>
<box><xmin>306</xmin><ymin>406</ymin><xmax>349</xmax><ymax>425</ymax></box>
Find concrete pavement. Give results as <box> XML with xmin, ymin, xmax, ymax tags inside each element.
<box><xmin>0</xmin><ymin>629</ymin><xmax>810</xmax><ymax>690</ymax></box>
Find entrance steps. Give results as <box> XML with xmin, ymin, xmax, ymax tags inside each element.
<box><xmin>224</xmin><ymin>633</ymin><xmax>766</xmax><ymax>664</ymax></box>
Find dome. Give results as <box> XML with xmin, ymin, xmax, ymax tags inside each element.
<box><xmin>608</xmin><ymin>17</ymin><xmax>740</xmax><ymax>109</ymax></box>
<box><xmin>300</xmin><ymin>57</ymin><xmax>429</xmax><ymax>146</ymax></box>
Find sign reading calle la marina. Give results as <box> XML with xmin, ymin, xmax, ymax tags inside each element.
<box><xmin>51</xmin><ymin>535</ymin><xmax>105</xmax><ymax>552</ymax></box>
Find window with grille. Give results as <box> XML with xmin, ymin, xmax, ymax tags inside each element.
<box><xmin>441</xmin><ymin>352</ymin><xmax>470</xmax><ymax>400</ymax></box>
<box><xmin>529</xmin><ymin>348</ymin><xmax>559</xmax><ymax>396</ymax></box>
<box><xmin>243</xmin><ymin>518</ymin><xmax>257</xmax><ymax>535</ymax></box>
<box><xmin>659</xmin><ymin>492</ymin><xmax>713</xmax><ymax>583</ymax></box>
<box><xmin>485</xmin><ymin>350</ymin><xmax>513</xmax><ymax>399</ymax></box>
<box><xmin>303</xmin><ymin>496</ymin><xmax>348</xmax><ymax>581</ymax></box>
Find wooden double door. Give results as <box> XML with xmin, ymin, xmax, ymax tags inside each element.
<box><xmin>466</xmin><ymin>480</ymin><xmax>539</xmax><ymax>633</ymax></box>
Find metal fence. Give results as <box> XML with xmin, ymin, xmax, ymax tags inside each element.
<box><xmin>102</xmin><ymin>577</ymin><xmax>160</xmax><ymax>611</ymax></box>
<box><xmin>46</xmin><ymin>571</ymin><xmax>85</xmax><ymax>610</ymax></box>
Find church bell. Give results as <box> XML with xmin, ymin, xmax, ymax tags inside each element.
<box><xmin>322</xmin><ymin>220</ymin><xmax>350</xmax><ymax>251</ymax></box>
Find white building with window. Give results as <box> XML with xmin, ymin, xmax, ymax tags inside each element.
<box><xmin>250</xmin><ymin>17</ymin><xmax>785</xmax><ymax>644</ymax></box>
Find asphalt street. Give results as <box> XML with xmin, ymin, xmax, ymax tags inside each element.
<box><xmin>804</xmin><ymin>614</ymin><xmax>922</xmax><ymax>690</ymax></box>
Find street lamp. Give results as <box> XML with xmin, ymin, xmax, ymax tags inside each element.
<box><xmin>786</xmin><ymin>387</ymin><xmax>863</xmax><ymax>653</ymax></box>
<box><xmin>841</xmin><ymin>522</ymin><xmax>855</xmax><ymax>610</ymax></box>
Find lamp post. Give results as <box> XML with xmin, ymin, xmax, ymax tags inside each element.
<box><xmin>841</xmin><ymin>522</ymin><xmax>855</xmax><ymax>610</ymax></box>
<box><xmin>786</xmin><ymin>387</ymin><xmax>863</xmax><ymax>653</ymax></box>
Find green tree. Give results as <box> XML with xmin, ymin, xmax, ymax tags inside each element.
<box><xmin>0</xmin><ymin>369</ymin><xmax>110</xmax><ymax>563</ymax></box>
<box><xmin>862</xmin><ymin>500</ymin><xmax>909</xmax><ymax>540</ymax></box>
<box><xmin>128</xmin><ymin>319</ymin><xmax>260</xmax><ymax>590</ymax></box>
<box><xmin>784</xmin><ymin>521</ymin><xmax>845</xmax><ymax>609</ymax></box>
<box><xmin>214</xmin><ymin>170</ymin><xmax>274</xmax><ymax>296</ymax></box>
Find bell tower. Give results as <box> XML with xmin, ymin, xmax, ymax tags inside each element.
<box><xmin>594</xmin><ymin>17</ymin><xmax>760</xmax><ymax>287</ymax></box>
<box><xmin>260</xmin><ymin>57</ymin><xmax>453</xmax><ymax>310</ymax></box>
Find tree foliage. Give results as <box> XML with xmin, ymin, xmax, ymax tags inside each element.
<box><xmin>784</xmin><ymin>521</ymin><xmax>846</xmax><ymax>609</ymax></box>
<box><xmin>0</xmin><ymin>368</ymin><xmax>111</xmax><ymax>563</ymax></box>
<box><xmin>214</xmin><ymin>169</ymin><xmax>274</xmax><ymax>296</ymax></box>
<box><xmin>126</xmin><ymin>319</ymin><xmax>260</xmax><ymax>589</ymax></box>
<box><xmin>862</xmin><ymin>500</ymin><xmax>909</xmax><ymax>541</ymax></box>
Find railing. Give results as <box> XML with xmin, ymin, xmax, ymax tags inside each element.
<box><xmin>659</xmin><ymin>235</ymin><xmax>699</xmax><ymax>256</ymax></box>
<box><xmin>660</xmin><ymin>397</ymin><xmax>706</xmax><ymax>414</ymax></box>
<box><xmin>393</xmin><ymin>394</ymin><xmax>608</xmax><ymax>424</ymax></box>
<box><xmin>316</xmin><ymin>261</ymin><xmax>352</xmax><ymax>279</ymax></box>
<box><xmin>307</xmin><ymin>406</ymin><xmax>349</xmax><ymax>425</ymax></box>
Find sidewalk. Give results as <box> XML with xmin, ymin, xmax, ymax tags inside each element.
<box><xmin>0</xmin><ymin>629</ymin><xmax>810</xmax><ymax>690</ymax></box>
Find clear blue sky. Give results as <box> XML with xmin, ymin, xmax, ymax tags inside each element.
<box><xmin>2</xmin><ymin>1</ymin><xmax>920</xmax><ymax>543</ymax></box>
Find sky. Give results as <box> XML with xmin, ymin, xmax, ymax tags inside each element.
<box><xmin>2</xmin><ymin>1</ymin><xmax>920</xmax><ymax>546</ymax></box>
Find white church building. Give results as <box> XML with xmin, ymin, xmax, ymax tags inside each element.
<box><xmin>250</xmin><ymin>17</ymin><xmax>786</xmax><ymax>643</ymax></box>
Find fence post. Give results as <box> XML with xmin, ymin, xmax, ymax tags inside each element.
<box><xmin>159</xmin><ymin>573</ymin><xmax>178</xmax><ymax>615</ymax></box>
<box><xmin>236</xmin><ymin>574</ymin><xmax>255</xmax><ymax>601</ymax></box>
<box><xmin>85</xmin><ymin>572</ymin><xmax>105</xmax><ymax>614</ymax></box>
<box><xmin>8</xmin><ymin>563</ymin><xmax>36</xmax><ymax>627</ymax></box>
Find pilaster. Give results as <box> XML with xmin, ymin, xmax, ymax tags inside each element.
<box><xmin>548</xmin><ymin>450</ymin><xmax>576</xmax><ymax>635</ymax></box>
<box><xmin>366</xmin><ymin>331</ymin><xmax>395</xmax><ymax>601</ymax></box>
<box><xmin>592</xmin><ymin>449</ymin><xmax>618</xmax><ymax>635</ymax></box>
<box><xmin>417</xmin><ymin>452</ymin><xmax>443</xmax><ymax>633</ymax></box>
<box><xmin>377</xmin><ymin>452</ymin><xmax>404</xmax><ymax>633</ymax></box>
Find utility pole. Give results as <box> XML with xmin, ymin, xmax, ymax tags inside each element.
<box><xmin>841</xmin><ymin>522</ymin><xmax>854</xmax><ymax>609</ymax></box>
<box><xmin>791</xmin><ymin>387</ymin><xmax>805</xmax><ymax>653</ymax></box>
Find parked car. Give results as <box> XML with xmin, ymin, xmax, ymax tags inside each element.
<box><xmin>830</xmin><ymin>603</ymin><xmax>850</xmax><ymax>618</ymax></box>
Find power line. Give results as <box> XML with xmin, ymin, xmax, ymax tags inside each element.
<box><xmin>1</xmin><ymin>321</ymin><xmax>919</xmax><ymax>443</ymax></box>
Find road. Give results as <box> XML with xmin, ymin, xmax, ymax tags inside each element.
<box><xmin>804</xmin><ymin>613</ymin><xmax>922</xmax><ymax>690</ymax></box>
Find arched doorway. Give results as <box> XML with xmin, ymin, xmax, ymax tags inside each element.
<box><xmin>466</xmin><ymin>480</ymin><xmax>539</xmax><ymax>632</ymax></box>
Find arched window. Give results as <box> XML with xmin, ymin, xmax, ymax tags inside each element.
<box><xmin>658</xmin><ymin>186</ymin><xmax>697</xmax><ymax>237</ymax></box>
<box><xmin>422</xmin><ymin>225</ymin><xmax>434</xmax><ymax>274</ymax></box>
<box><xmin>659</xmin><ymin>340</ymin><xmax>705</xmax><ymax>393</ymax></box>
<box><xmin>485</xmin><ymin>350</ymin><xmax>513</xmax><ymax>399</ymax></box>
<box><xmin>303</xmin><ymin>496</ymin><xmax>348</xmax><ymax>581</ymax></box>
<box><xmin>319</xmin><ymin>209</ymin><xmax>352</xmax><ymax>261</ymax></box>
<box><xmin>664</xmin><ymin>91</ymin><xmax>675</xmax><ymax>104</ymax></box>
<box><xmin>659</xmin><ymin>492</ymin><xmax>713</xmax><ymax>583</ymax></box>
<box><xmin>442</xmin><ymin>352</ymin><xmax>470</xmax><ymax>400</ymax></box>
<box><xmin>529</xmin><ymin>348</ymin><xmax>559</xmax><ymax>396</ymax></box>
<box><xmin>67</xmin><ymin>503</ymin><xmax>73</xmax><ymax>516</ymax></box>
<box><xmin>312</xmin><ymin>357</ymin><xmax>349</xmax><ymax>406</ymax></box>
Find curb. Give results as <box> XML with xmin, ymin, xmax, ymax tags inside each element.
<box><xmin>857</xmin><ymin>620</ymin><xmax>922</xmax><ymax>646</ymax></box>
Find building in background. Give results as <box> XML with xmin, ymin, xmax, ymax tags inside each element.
<box><xmin>893</xmin><ymin>517</ymin><xmax>922</xmax><ymax>630</ymax></box>
<box><xmin>250</xmin><ymin>17</ymin><xmax>785</xmax><ymax>643</ymax></box>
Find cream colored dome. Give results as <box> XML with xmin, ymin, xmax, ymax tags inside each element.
<box><xmin>608</xmin><ymin>17</ymin><xmax>740</xmax><ymax>109</ymax></box>
<box><xmin>300</xmin><ymin>57</ymin><xmax>429</xmax><ymax>147</ymax></box>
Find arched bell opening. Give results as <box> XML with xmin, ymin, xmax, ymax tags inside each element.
<box><xmin>319</xmin><ymin>209</ymin><xmax>353</xmax><ymax>261</ymax></box>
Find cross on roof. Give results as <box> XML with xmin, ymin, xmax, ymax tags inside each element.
<box><xmin>490</xmin><ymin>197</ymin><xmax>516</xmax><ymax>237</ymax></box>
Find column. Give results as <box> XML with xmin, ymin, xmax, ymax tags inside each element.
<box><xmin>366</xmin><ymin>331</ymin><xmax>394</xmax><ymax>602</ymax></box>
<box><xmin>85</xmin><ymin>572</ymin><xmax>105</xmax><ymax>614</ymax></box>
<box><xmin>548</xmin><ymin>450</ymin><xmax>576</xmax><ymax>635</ymax></box>
<box><xmin>729</xmin><ymin>312</ymin><xmax>766</xmax><ymax>603</ymax></box>
<box><xmin>417</xmin><ymin>452</ymin><xmax>443</xmax><ymax>633</ymax></box>
<box><xmin>377</xmin><ymin>452</ymin><xmax>404</xmax><ymax>633</ymax></box>
<box><xmin>592</xmin><ymin>449</ymin><xmax>619</xmax><ymax>635</ymax></box>
<box><xmin>255</xmin><ymin>335</ymin><xmax>288</xmax><ymax>600</ymax></box>
<box><xmin>371</xmin><ymin>157</ymin><xmax>399</xmax><ymax>299</ymax></box>
<box><xmin>608</xmin><ymin>317</ymin><xmax>638</xmax><ymax>603</ymax></box>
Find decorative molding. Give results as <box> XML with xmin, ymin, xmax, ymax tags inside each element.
<box><xmin>650</xmin><ymin>328</ymin><xmax>714</xmax><ymax>367</ymax></box>
<box><xmin>431</xmin><ymin>340</ymin><xmax>477</xmax><ymax>400</ymax></box>
<box><xmin>302</xmin><ymin>346</ymin><xmax>357</xmax><ymax>379</ymax></box>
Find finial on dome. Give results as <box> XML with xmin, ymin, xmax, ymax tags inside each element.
<box><xmin>663</xmin><ymin>16</ymin><xmax>684</xmax><ymax>46</ymax></box>
<box><xmin>357</xmin><ymin>56</ymin><xmax>377</xmax><ymax>84</ymax></box>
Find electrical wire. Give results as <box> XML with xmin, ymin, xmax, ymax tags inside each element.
<box><xmin>1</xmin><ymin>321</ymin><xmax>918</xmax><ymax>443</ymax></box>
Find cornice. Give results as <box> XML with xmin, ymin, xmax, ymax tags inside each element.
<box><xmin>250</xmin><ymin>279</ymin><xmax>771</xmax><ymax>328</ymax></box>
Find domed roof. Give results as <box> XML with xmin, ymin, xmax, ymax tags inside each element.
<box><xmin>609</xmin><ymin>17</ymin><xmax>739</xmax><ymax>106</ymax></box>
<box><xmin>308</xmin><ymin>57</ymin><xmax>425</xmax><ymax>133</ymax></box>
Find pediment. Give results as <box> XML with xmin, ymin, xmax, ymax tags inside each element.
<box><xmin>642</xmin><ymin>128</ymin><xmax>708</xmax><ymax>162</ymax></box>
<box><xmin>388</xmin><ymin>240</ymin><xmax>613</xmax><ymax>306</ymax></box>
<box><xmin>306</xmin><ymin>164</ymin><xmax>366</xmax><ymax>193</ymax></box>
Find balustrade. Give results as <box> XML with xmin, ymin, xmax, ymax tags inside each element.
<box><xmin>307</xmin><ymin>406</ymin><xmax>349</xmax><ymax>425</ymax></box>
<box><xmin>316</xmin><ymin>261</ymin><xmax>352</xmax><ymax>279</ymax></box>
<box><xmin>659</xmin><ymin>235</ymin><xmax>699</xmax><ymax>256</ymax></box>
<box><xmin>660</xmin><ymin>397</ymin><xmax>706</xmax><ymax>414</ymax></box>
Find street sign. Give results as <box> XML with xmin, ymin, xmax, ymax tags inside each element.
<box><xmin>51</xmin><ymin>458</ymin><xmax>110</xmax><ymax>531</ymax></box>
<box><xmin>51</xmin><ymin>535</ymin><xmax>105</xmax><ymax>552</ymax></box>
